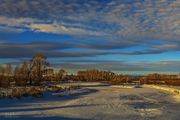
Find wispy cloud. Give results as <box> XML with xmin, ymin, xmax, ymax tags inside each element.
<box><xmin>0</xmin><ymin>0</ymin><xmax>179</xmax><ymax>39</ymax></box>
<box><xmin>29</xmin><ymin>22</ymin><xmax>104</xmax><ymax>35</ymax></box>
<box><xmin>0</xmin><ymin>40</ymin><xmax>180</xmax><ymax>59</ymax></box>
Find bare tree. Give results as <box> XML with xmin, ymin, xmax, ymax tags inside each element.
<box><xmin>14</xmin><ymin>63</ymin><xmax>29</xmax><ymax>86</ymax></box>
<box><xmin>30</xmin><ymin>54</ymin><xmax>49</xmax><ymax>85</ymax></box>
<box><xmin>14</xmin><ymin>65</ymin><xmax>22</xmax><ymax>86</ymax></box>
<box><xmin>0</xmin><ymin>65</ymin><xmax>5</xmax><ymax>87</ymax></box>
<box><xmin>5</xmin><ymin>64</ymin><xmax>13</xmax><ymax>76</ymax></box>
<box><xmin>0</xmin><ymin>64</ymin><xmax>13</xmax><ymax>88</ymax></box>
<box><xmin>56</xmin><ymin>69</ymin><xmax>66</xmax><ymax>81</ymax></box>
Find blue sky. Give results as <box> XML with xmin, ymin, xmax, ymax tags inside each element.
<box><xmin>0</xmin><ymin>0</ymin><xmax>180</xmax><ymax>74</ymax></box>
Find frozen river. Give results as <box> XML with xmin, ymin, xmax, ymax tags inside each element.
<box><xmin>0</xmin><ymin>82</ymin><xmax>179</xmax><ymax>120</ymax></box>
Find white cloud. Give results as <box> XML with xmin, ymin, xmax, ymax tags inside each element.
<box><xmin>29</xmin><ymin>23</ymin><xmax>104</xmax><ymax>35</ymax></box>
<box><xmin>0</xmin><ymin>16</ymin><xmax>104</xmax><ymax>36</ymax></box>
<box><xmin>0</xmin><ymin>16</ymin><xmax>37</xmax><ymax>27</ymax></box>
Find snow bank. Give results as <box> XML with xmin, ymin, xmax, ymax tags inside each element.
<box><xmin>0</xmin><ymin>84</ymin><xmax>79</xmax><ymax>99</ymax></box>
<box><xmin>144</xmin><ymin>85</ymin><xmax>180</xmax><ymax>95</ymax></box>
<box><xmin>111</xmin><ymin>85</ymin><xmax>134</xmax><ymax>89</ymax></box>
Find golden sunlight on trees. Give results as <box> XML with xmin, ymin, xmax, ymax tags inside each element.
<box><xmin>77</xmin><ymin>69</ymin><xmax>115</xmax><ymax>81</ymax></box>
<box><xmin>0</xmin><ymin>54</ymin><xmax>180</xmax><ymax>88</ymax></box>
<box><xmin>14</xmin><ymin>62</ymin><xmax>29</xmax><ymax>86</ymax></box>
<box><xmin>0</xmin><ymin>65</ymin><xmax>5</xmax><ymax>88</ymax></box>
<box><xmin>2</xmin><ymin>64</ymin><xmax>13</xmax><ymax>88</ymax></box>
<box><xmin>30</xmin><ymin>53</ymin><xmax>49</xmax><ymax>85</ymax></box>
<box><xmin>56</xmin><ymin>69</ymin><xmax>67</xmax><ymax>81</ymax></box>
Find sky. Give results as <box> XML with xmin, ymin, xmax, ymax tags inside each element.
<box><xmin>0</xmin><ymin>0</ymin><xmax>180</xmax><ymax>74</ymax></box>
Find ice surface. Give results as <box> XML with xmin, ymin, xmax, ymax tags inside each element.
<box><xmin>0</xmin><ymin>82</ymin><xmax>179</xmax><ymax>120</ymax></box>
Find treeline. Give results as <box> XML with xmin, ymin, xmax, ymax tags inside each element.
<box><xmin>0</xmin><ymin>54</ymin><xmax>180</xmax><ymax>88</ymax></box>
<box><xmin>46</xmin><ymin>69</ymin><xmax>180</xmax><ymax>86</ymax></box>
<box><xmin>0</xmin><ymin>54</ymin><xmax>50</xmax><ymax>88</ymax></box>
<box><xmin>0</xmin><ymin>54</ymin><xmax>73</xmax><ymax>88</ymax></box>
<box><xmin>140</xmin><ymin>73</ymin><xmax>180</xmax><ymax>86</ymax></box>
<box><xmin>77</xmin><ymin>69</ymin><xmax>115</xmax><ymax>81</ymax></box>
<box><xmin>110</xmin><ymin>73</ymin><xmax>180</xmax><ymax>86</ymax></box>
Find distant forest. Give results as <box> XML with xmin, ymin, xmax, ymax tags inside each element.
<box><xmin>0</xmin><ymin>54</ymin><xmax>180</xmax><ymax>88</ymax></box>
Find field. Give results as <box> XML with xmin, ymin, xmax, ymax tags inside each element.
<box><xmin>0</xmin><ymin>82</ymin><xmax>179</xmax><ymax>120</ymax></box>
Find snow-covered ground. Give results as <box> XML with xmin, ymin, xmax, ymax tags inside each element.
<box><xmin>0</xmin><ymin>82</ymin><xmax>179</xmax><ymax>120</ymax></box>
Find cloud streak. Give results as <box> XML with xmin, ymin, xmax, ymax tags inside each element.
<box><xmin>0</xmin><ymin>41</ymin><xmax>180</xmax><ymax>58</ymax></box>
<box><xmin>51</xmin><ymin>60</ymin><xmax>180</xmax><ymax>73</ymax></box>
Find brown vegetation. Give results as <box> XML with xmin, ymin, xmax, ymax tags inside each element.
<box><xmin>0</xmin><ymin>54</ymin><xmax>180</xmax><ymax>88</ymax></box>
<box><xmin>77</xmin><ymin>69</ymin><xmax>115</xmax><ymax>81</ymax></box>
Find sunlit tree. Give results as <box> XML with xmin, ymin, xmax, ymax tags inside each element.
<box><xmin>0</xmin><ymin>65</ymin><xmax>5</xmax><ymax>87</ymax></box>
<box><xmin>56</xmin><ymin>69</ymin><xmax>66</xmax><ymax>81</ymax></box>
<box><xmin>30</xmin><ymin>53</ymin><xmax>49</xmax><ymax>85</ymax></box>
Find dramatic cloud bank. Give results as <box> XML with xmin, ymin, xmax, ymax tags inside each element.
<box><xmin>0</xmin><ymin>0</ymin><xmax>179</xmax><ymax>73</ymax></box>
